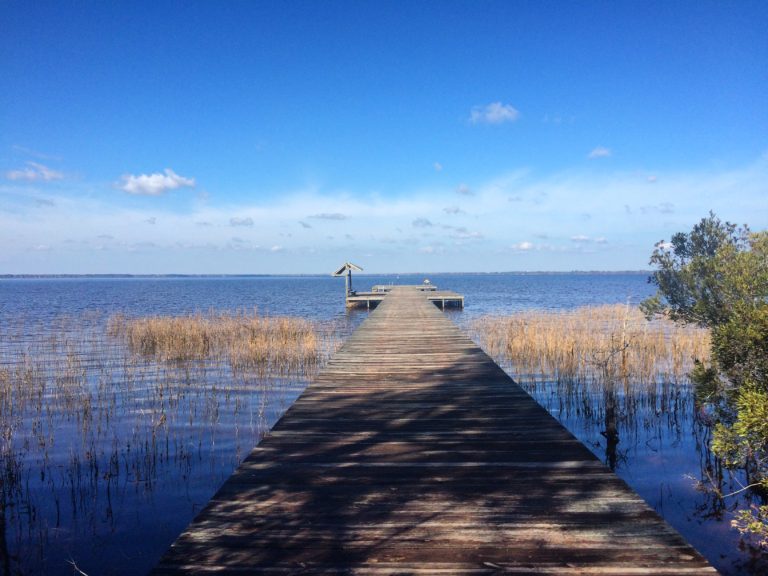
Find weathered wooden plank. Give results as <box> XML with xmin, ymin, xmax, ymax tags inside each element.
<box><xmin>153</xmin><ymin>286</ymin><xmax>716</xmax><ymax>575</ymax></box>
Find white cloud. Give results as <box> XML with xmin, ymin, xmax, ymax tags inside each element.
<box><xmin>469</xmin><ymin>102</ymin><xmax>520</xmax><ymax>125</ymax></box>
<box><xmin>2</xmin><ymin>152</ymin><xmax>765</xmax><ymax>273</ymax></box>
<box><xmin>118</xmin><ymin>168</ymin><xmax>195</xmax><ymax>196</ymax></box>
<box><xmin>588</xmin><ymin>147</ymin><xmax>612</xmax><ymax>159</ymax></box>
<box><xmin>6</xmin><ymin>162</ymin><xmax>64</xmax><ymax>182</ymax></box>
<box><xmin>270</xmin><ymin>245</ymin><xmax>284</xmax><ymax>252</ymax></box>
<box><xmin>512</xmin><ymin>241</ymin><xmax>534</xmax><ymax>251</ymax></box>
<box><xmin>433</xmin><ymin>162</ymin><xmax>443</xmax><ymax>172</ymax></box>
<box><xmin>568</xmin><ymin>235</ymin><xmax>608</xmax><ymax>245</ymax></box>
<box><xmin>230</xmin><ymin>216</ymin><xmax>254</xmax><ymax>227</ymax></box>
<box><xmin>413</xmin><ymin>218</ymin><xmax>432</xmax><ymax>228</ymax></box>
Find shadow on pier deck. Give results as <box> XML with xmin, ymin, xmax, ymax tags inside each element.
<box><xmin>153</xmin><ymin>286</ymin><xmax>715</xmax><ymax>575</ymax></box>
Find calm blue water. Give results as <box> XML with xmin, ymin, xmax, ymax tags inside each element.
<box><xmin>0</xmin><ymin>272</ymin><xmax>654</xmax><ymax>322</ymax></box>
<box><xmin>0</xmin><ymin>274</ymin><xmax>763</xmax><ymax>575</ymax></box>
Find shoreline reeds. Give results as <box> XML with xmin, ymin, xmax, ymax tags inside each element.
<box><xmin>0</xmin><ymin>309</ymin><xmax>342</xmax><ymax>575</ymax></box>
<box><xmin>107</xmin><ymin>311</ymin><xmax>329</xmax><ymax>373</ymax></box>
<box><xmin>472</xmin><ymin>303</ymin><xmax>710</xmax><ymax>386</ymax></box>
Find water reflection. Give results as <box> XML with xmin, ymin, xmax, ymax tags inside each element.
<box><xmin>0</xmin><ymin>313</ymin><xmax>342</xmax><ymax>576</ymax></box>
<box><xmin>472</xmin><ymin>347</ymin><xmax>767</xmax><ymax>575</ymax></box>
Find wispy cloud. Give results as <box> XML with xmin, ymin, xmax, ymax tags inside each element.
<box><xmin>227</xmin><ymin>236</ymin><xmax>258</xmax><ymax>251</ymax></box>
<box><xmin>2</xmin><ymin>153</ymin><xmax>764</xmax><ymax>273</ymax></box>
<box><xmin>456</xmin><ymin>183</ymin><xmax>473</xmax><ymax>196</ymax></box>
<box><xmin>413</xmin><ymin>217</ymin><xmax>432</xmax><ymax>228</ymax></box>
<box><xmin>309</xmin><ymin>212</ymin><xmax>348</xmax><ymax>221</ymax></box>
<box><xmin>542</xmin><ymin>113</ymin><xmax>574</xmax><ymax>125</ymax></box>
<box><xmin>449</xmin><ymin>226</ymin><xmax>483</xmax><ymax>240</ymax></box>
<box><xmin>299</xmin><ymin>221</ymin><xmax>312</xmax><ymax>229</ymax></box>
<box><xmin>118</xmin><ymin>168</ymin><xmax>195</xmax><ymax>196</ymax></box>
<box><xmin>640</xmin><ymin>202</ymin><xmax>674</xmax><ymax>214</ymax></box>
<box><xmin>433</xmin><ymin>162</ymin><xmax>443</xmax><ymax>172</ymax></box>
<box><xmin>6</xmin><ymin>161</ymin><xmax>64</xmax><ymax>182</ymax></box>
<box><xmin>569</xmin><ymin>235</ymin><xmax>608</xmax><ymax>245</ymax></box>
<box><xmin>230</xmin><ymin>216</ymin><xmax>254</xmax><ymax>227</ymax></box>
<box><xmin>469</xmin><ymin>102</ymin><xmax>520</xmax><ymax>125</ymax></box>
<box><xmin>12</xmin><ymin>145</ymin><xmax>61</xmax><ymax>161</ymax></box>
<box><xmin>588</xmin><ymin>146</ymin><xmax>612</xmax><ymax>159</ymax></box>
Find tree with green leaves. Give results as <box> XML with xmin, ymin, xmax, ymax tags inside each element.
<box><xmin>642</xmin><ymin>212</ymin><xmax>768</xmax><ymax>549</ymax></box>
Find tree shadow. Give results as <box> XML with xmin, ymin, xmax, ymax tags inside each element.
<box><xmin>152</xmin><ymin>293</ymin><xmax>714</xmax><ymax>574</ymax></box>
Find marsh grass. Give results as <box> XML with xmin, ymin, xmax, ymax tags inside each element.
<box><xmin>472</xmin><ymin>304</ymin><xmax>712</xmax><ymax>469</ymax></box>
<box><xmin>0</xmin><ymin>310</ymin><xmax>342</xmax><ymax>575</ymax></box>
<box><xmin>108</xmin><ymin>311</ymin><xmax>326</xmax><ymax>372</ymax></box>
<box><xmin>473</xmin><ymin>303</ymin><xmax>710</xmax><ymax>385</ymax></box>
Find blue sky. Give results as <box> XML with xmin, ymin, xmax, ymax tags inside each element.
<box><xmin>1</xmin><ymin>1</ymin><xmax>766</xmax><ymax>274</ymax></box>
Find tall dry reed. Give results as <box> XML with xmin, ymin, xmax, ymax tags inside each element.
<box><xmin>473</xmin><ymin>303</ymin><xmax>710</xmax><ymax>385</ymax></box>
<box><xmin>108</xmin><ymin>310</ymin><xmax>332</xmax><ymax>374</ymax></box>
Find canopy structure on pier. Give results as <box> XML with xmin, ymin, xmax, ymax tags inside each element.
<box><xmin>332</xmin><ymin>262</ymin><xmax>363</xmax><ymax>296</ymax></box>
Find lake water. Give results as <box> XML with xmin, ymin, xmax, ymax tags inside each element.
<box><xmin>0</xmin><ymin>274</ymin><xmax>764</xmax><ymax>575</ymax></box>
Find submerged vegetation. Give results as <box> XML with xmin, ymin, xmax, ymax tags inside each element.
<box><xmin>0</xmin><ymin>310</ymin><xmax>341</xmax><ymax>575</ymax></box>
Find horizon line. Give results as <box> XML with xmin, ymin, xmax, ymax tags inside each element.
<box><xmin>0</xmin><ymin>270</ymin><xmax>652</xmax><ymax>279</ymax></box>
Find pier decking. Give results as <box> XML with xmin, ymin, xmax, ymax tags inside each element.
<box><xmin>347</xmin><ymin>283</ymin><xmax>464</xmax><ymax>309</ymax></box>
<box><xmin>154</xmin><ymin>286</ymin><xmax>715</xmax><ymax>575</ymax></box>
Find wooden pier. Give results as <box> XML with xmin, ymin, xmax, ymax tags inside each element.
<box><xmin>154</xmin><ymin>286</ymin><xmax>715</xmax><ymax>575</ymax></box>
<box><xmin>347</xmin><ymin>283</ymin><xmax>464</xmax><ymax>310</ymax></box>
